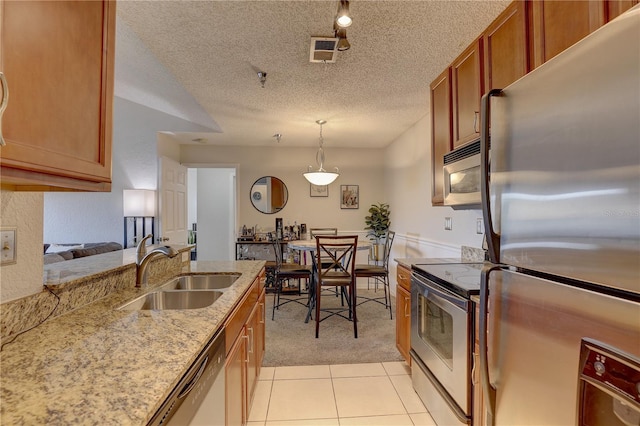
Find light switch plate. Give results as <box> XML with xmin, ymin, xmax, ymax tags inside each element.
<box><xmin>1</xmin><ymin>227</ymin><xmax>17</xmax><ymax>265</ymax></box>
<box><xmin>445</xmin><ymin>217</ymin><xmax>452</xmax><ymax>231</ymax></box>
<box><xmin>476</xmin><ymin>218</ymin><xmax>484</xmax><ymax>234</ymax></box>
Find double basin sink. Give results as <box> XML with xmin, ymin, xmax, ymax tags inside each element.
<box><xmin>119</xmin><ymin>274</ymin><xmax>241</xmax><ymax>311</ymax></box>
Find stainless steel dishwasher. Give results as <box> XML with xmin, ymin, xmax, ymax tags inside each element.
<box><xmin>149</xmin><ymin>329</ymin><xmax>226</xmax><ymax>426</ymax></box>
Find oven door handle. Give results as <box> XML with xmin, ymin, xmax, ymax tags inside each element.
<box><xmin>414</xmin><ymin>275</ymin><xmax>468</xmax><ymax>311</ymax></box>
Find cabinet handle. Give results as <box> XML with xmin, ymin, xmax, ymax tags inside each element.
<box><xmin>260</xmin><ymin>302</ymin><xmax>265</xmax><ymax>324</ymax></box>
<box><xmin>243</xmin><ymin>335</ymin><xmax>250</xmax><ymax>363</ymax></box>
<box><xmin>404</xmin><ymin>296</ymin><xmax>410</xmax><ymax>317</ymax></box>
<box><xmin>0</xmin><ymin>72</ymin><xmax>9</xmax><ymax>147</ymax></box>
<box><xmin>248</xmin><ymin>327</ymin><xmax>254</xmax><ymax>354</ymax></box>
<box><xmin>473</xmin><ymin>111</ymin><xmax>480</xmax><ymax>133</ymax></box>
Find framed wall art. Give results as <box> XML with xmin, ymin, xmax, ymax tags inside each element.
<box><xmin>340</xmin><ymin>185</ymin><xmax>359</xmax><ymax>209</ymax></box>
<box><xmin>310</xmin><ymin>183</ymin><xmax>329</xmax><ymax>197</ymax></box>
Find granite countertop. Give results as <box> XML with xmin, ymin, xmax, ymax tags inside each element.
<box><xmin>394</xmin><ymin>257</ymin><xmax>463</xmax><ymax>268</ymax></box>
<box><xmin>0</xmin><ymin>260</ymin><xmax>265</xmax><ymax>425</ymax></box>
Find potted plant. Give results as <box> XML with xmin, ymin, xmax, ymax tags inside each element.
<box><xmin>364</xmin><ymin>202</ymin><xmax>391</xmax><ymax>261</ymax></box>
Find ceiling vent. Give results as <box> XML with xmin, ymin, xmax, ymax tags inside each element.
<box><xmin>309</xmin><ymin>37</ymin><xmax>339</xmax><ymax>63</ymax></box>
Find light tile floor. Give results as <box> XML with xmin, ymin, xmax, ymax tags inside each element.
<box><xmin>247</xmin><ymin>362</ymin><xmax>436</xmax><ymax>426</ymax></box>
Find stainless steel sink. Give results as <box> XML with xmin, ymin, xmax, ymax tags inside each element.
<box><xmin>118</xmin><ymin>290</ymin><xmax>224</xmax><ymax>311</ymax></box>
<box><xmin>158</xmin><ymin>274</ymin><xmax>241</xmax><ymax>291</ymax></box>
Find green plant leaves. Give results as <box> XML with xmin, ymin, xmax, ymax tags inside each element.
<box><xmin>364</xmin><ymin>202</ymin><xmax>391</xmax><ymax>242</ymax></box>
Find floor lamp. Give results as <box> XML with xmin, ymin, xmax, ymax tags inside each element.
<box><xmin>123</xmin><ymin>189</ymin><xmax>156</xmax><ymax>248</ymax></box>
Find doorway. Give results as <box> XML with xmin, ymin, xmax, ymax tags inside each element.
<box><xmin>187</xmin><ymin>167</ymin><xmax>237</xmax><ymax>261</ymax></box>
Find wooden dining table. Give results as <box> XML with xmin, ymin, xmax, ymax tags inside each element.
<box><xmin>288</xmin><ymin>238</ymin><xmax>371</xmax><ymax>323</ymax></box>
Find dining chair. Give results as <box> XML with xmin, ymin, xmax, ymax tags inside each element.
<box><xmin>309</xmin><ymin>227</ymin><xmax>340</xmax><ymax>298</ymax></box>
<box><xmin>314</xmin><ymin>235</ymin><xmax>358</xmax><ymax>338</ymax></box>
<box><xmin>355</xmin><ymin>230</ymin><xmax>395</xmax><ymax>319</ymax></box>
<box><xmin>271</xmin><ymin>238</ymin><xmax>312</xmax><ymax>320</ymax></box>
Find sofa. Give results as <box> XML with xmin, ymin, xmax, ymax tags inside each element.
<box><xmin>43</xmin><ymin>242</ymin><xmax>123</xmax><ymax>265</ymax></box>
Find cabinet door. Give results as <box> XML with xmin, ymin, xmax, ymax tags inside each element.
<box><xmin>395</xmin><ymin>284</ymin><xmax>411</xmax><ymax>364</ymax></box>
<box><xmin>531</xmin><ymin>0</ymin><xmax>605</xmax><ymax>68</ymax></box>
<box><xmin>430</xmin><ymin>68</ymin><xmax>452</xmax><ymax>206</ymax></box>
<box><xmin>483</xmin><ymin>1</ymin><xmax>529</xmax><ymax>92</ymax></box>
<box><xmin>452</xmin><ymin>39</ymin><xmax>483</xmax><ymax>149</ymax></box>
<box><xmin>257</xmin><ymin>287</ymin><xmax>266</xmax><ymax>370</ymax></box>
<box><xmin>225</xmin><ymin>331</ymin><xmax>247</xmax><ymax>426</ymax></box>
<box><xmin>0</xmin><ymin>0</ymin><xmax>115</xmax><ymax>191</ymax></box>
<box><xmin>606</xmin><ymin>0</ymin><xmax>638</xmax><ymax>20</ymax></box>
<box><xmin>246</xmin><ymin>299</ymin><xmax>261</xmax><ymax>409</ymax></box>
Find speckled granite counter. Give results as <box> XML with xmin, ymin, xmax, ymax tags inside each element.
<box><xmin>395</xmin><ymin>246</ymin><xmax>485</xmax><ymax>269</ymax></box>
<box><xmin>0</xmin><ymin>259</ymin><xmax>265</xmax><ymax>425</ymax></box>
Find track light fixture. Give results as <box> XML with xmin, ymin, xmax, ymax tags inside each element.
<box><xmin>336</xmin><ymin>0</ymin><xmax>352</xmax><ymax>28</ymax></box>
<box><xmin>257</xmin><ymin>71</ymin><xmax>267</xmax><ymax>88</ymax></box>
<box><xmin>334</xmin><ymin>24</ymin><xmax>350</xmax><ymax>51</ymax></box>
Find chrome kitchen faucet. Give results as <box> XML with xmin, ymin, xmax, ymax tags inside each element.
<box><xmin>135</xmin><ymin>234</ymin><xmax>179</xmax><ymax>287</ymax></box>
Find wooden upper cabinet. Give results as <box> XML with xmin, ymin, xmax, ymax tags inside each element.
<box><xmin>451</xmin><ymin>39</ymin><xmax>483</xmax><ymax>149</ymax></box>
<box><xmin>606</xmin><ymin>0</ymin><xmax>638</xmax><ymax>20</ymax></box>
<box><xmin>483</xmin><ymin>1</ymin><xmax>529</xmax><ymax>92</ymax></box>
<box><xmin>430</xmin><ymin>68</ymin><xmax>452</xmax><ymax>206</ymax></box>
<box><xmin>0</xmin><ymin>0</ymin><xmax>115</xmax><ymax>191</ymax></box>
<box><xmin>531</xmin><ymin>0</ymin><xmax>606</xmax><ymax>68</ymax></box>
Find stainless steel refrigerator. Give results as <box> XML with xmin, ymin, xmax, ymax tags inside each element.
<box><xmin>478</xmin><ymin>5</ymin><xmax>640</xmax><ymax>425</ymax></box>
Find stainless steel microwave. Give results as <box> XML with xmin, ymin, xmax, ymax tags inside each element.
<box><xmin>443</xmin><ymin>139</ymin><xmax>481</xmax><ymax>208</ymax></box>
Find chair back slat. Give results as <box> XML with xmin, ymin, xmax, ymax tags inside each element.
<box><xmin>315</xmin><ymin>235</ymin><xmax>358</xmax><ymax>281</ymax></box>
<box><xmin>382</xmin><ymin>230</ymin><xmax>396</xmax><ymax>268</ymax></box>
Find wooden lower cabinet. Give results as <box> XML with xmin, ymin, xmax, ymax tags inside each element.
<box><xmin>225</xmin><ymin>331</ymin><xmax>247</xmax><ymax>426</ymax></box>
<box><xmin>395</xmin><ymin>264</ymin><xmax>412</xmax><ymax>364</ymax></box>
<box><xmin>246</xmin><ymin>287</ymin><xmax>266</xmax><ymax>410</ymax></box>
<box><xmin>224</xmin><ymin>269</ymin><xmax>266</xmax><ymax>425</ymax></box>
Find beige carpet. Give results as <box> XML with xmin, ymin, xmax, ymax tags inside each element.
<box><xmin>263</xmin><ymin>288</ymin><xmax>404</xmax><ymax>367</ymax></box>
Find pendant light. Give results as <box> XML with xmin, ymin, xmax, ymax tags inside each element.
<box><xmin>303</xmin><ymin>120</ymin><xmax>340</xmax><ymax>186</ymax></box>
<box><xmin>335</xmin><ymin>0</ymin><xmax>352</xmax><ymax>28</ymax></box>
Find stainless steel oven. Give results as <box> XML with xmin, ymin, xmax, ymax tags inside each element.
<box><xmin>410</xmin><ymin>263</ymin><xmax>481</xmax><ymax>426</ymax></box>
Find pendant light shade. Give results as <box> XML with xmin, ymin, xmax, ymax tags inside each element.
<box><xmin>303</xmin><ymin>120</ymin><xmax>340</xmax><ymax>186</ymax></box>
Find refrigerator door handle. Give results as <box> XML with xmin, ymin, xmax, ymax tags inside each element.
<box><xmin>480</xmin><ymin>89</ymin><xmax>502</xmax><ymax>264</ymax></box>
<box><xmin>480</xmin><ymin>264</ymin><xmax>502</xmax><ymax>426</ymax></box>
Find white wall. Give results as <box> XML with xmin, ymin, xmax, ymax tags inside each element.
<box><xmin>0</xmin><ymin>191</ymin><xmax>44</xmax><ymax>302</ymax></box>
<box><xmin>43</xmin><ymin>97</ymin><xmax>213</xmax><ymax>245</ymax></box>
<box><xmin>383</xmin><ymin>114</ymin><xmax>485</xmax><ymax>287</ymax></box>
<box><xmin>181</xmin><ymin>145</ymin><xmax>387</xmax><ymax>236</ymax></box>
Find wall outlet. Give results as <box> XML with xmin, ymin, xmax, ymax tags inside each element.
<box><xmin>1</xmin><ymin>228</ymin><xmax>17</xmax><ymax>265</ymax></box>
<box><xmin>445</xmin><ymin>217</ymin><xmax>452</xmax><ymax>231</ymax></box>
<box><xmin>476</xmin><ymin>218</ymin><xmax>484</xmax><ymax>234</ymax></box>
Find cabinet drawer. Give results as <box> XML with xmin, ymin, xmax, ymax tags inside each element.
<box><xmin>225</xmin><ymin>277</ymin><xmax>260</xmax><ymax>353</ymax></box>
<box><xmin>397</xmin><ymin>264</ymin><xmax>411</xmax><ymax>292</ymax></box>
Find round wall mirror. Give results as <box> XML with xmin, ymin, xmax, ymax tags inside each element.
<box><xmin>250</xmin><ymin>176</ymin><xmax>288</xmax><ymax>214</ymax></box>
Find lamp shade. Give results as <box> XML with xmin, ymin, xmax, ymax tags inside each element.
<box><xmin>123</xmin><ymin>189</ymin><xmax>156</xmax><ymax>217</ymax></box>
<box><xmin>303</xmin><ymin>171</ymin><xmax>340</xmax><ymax>186</ymax></box>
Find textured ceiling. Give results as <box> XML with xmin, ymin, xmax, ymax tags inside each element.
<box><xmin>116</xmin><ymin>0</ymin><xmax>509</xmax><ymax>149</ymax></box>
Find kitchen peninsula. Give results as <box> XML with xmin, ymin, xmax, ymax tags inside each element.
<box><xmin>0</xmin><ymin>247</ymin><xmax>265</xmax><ymax>425</ymax></box>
